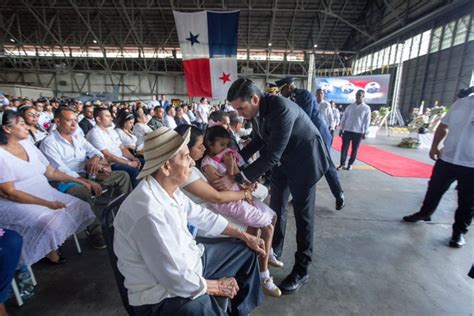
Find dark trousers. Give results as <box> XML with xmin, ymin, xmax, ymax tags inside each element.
<box><xmin>111</xmin><ymin>163</ymin><xmax>140</xmax><ymax>188</ymax></box>
<box><xmin>270</xmin><ymin>166</ymin><xmax>316</xmax><ymax>275</ymax></box>
<box><xmin>0</xmin><ymin>229</ymin><xmax>23</xmax><ymax>303</ymax></box>
<box><xmin>340</xmin><ymin>131</ymin><xmax>363</xmax><ymax>166</ymax></box>
<box><xmin>418</xmin><ymin>159</ymin><xmax>474</xmax><ymax>234</ymax></box>
<box><xmin>132</xmin><ymin>238</ymin><xmax>263</xmax><ymax>316</ymax></box>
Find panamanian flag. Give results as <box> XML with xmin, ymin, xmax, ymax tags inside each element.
<box><xmin>173</xmin><ymin>10</ymin><xmax>239</xmax><ymax>99</ymax></box>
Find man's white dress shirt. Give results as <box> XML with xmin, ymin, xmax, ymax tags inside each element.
<box><xmin>86</xmin><ymin>126</ymin><xmax>126</xmax><ymax>160</ymax></box>
<box><xmin>340</xmin><ymin>102</ymin><xmax>371</xmax><ymax>134</ymax></box>
<box><xmin>317</xmin><ymin>100</ymin><xmax>334</xmax><ymax>128</ymax></box>
<box><xmin>113</xmin><ymin>176</ymin><xmax>228</xmax><ymax>306</ymax></box>
<box><xmin>40</xmin><ymin>129</ymin><xmax>103</xmax><ymax>178</ymax></box>
<box><xmin>440</xmin><ymin>94</ymin><xmax>474</xmax><ymax>168</ymax></box>
<box><xmin>164</xmin><ymin>115</ymin><xmax>177</xmax><ymax>129</ymax></box>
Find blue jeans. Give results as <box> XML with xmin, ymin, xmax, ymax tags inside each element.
<box><xmin>0</xmin><ymin>229</ymin><xmax>23</xmax><ymax>303</ymax></box>
<box><xmin>111</xmin><ymin>163</ymin><xmax>140</xmax><ymax>188</ymax></box>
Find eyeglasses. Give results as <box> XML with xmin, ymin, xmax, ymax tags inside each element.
<box><xmin>26</xmin><ymin>113</ymin><xmax>40</xmax><ymax>118</ymax></box>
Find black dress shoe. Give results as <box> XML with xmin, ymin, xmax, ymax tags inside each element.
<box><xmin>336</xmin><ymin>194</ymin><xmax>345</xmax><ymax>210</ymax></box>
<box><xmin>449</xmin><ymin>232</ymin><xmax>466</xmax><ymax>248</ymax></box>
<box><xmin>346</xmin><ymin>165</ymin><xmax>352</xmax><ymax>170</ymax></box>
<box><xmin>336</xmin><ymin>165</ymin><xmax>345</xmax><ymax>170</ymax></box>
<box><xmin>402</xmin><ymin>212</ymin><xmax>431</xmax><ymax>223</ymax></box>
<box><xmin>279</xmin><ymin>272</ymin><xmax>309</xmax><ymax>294</ymax></box>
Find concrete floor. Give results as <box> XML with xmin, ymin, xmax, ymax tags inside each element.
<box><xmin>6</xmin><ymin>134</ymin><xmax>474</xmax><ymax>316</ymax></box>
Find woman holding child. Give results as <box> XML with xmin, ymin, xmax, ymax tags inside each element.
<box><xmin>175</xmin><ymin>124</ymin><xmax>283</xmax><ymax>297</ymax></box>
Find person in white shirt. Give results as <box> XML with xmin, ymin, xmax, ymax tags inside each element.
<box><xmin>164</xmin><ymin>106</ymin><xmax>177</xmax><ymax>129</ymax></box>
<box><xmin>315</xmin><ymin>89</ymin><xmax>334</xmax><ymax>133</ymax></box>
<box><xmin>132</xmin><ymin>109</ymin><xmax>153</xmax><ymax>151</ymax></box>
<box><xmin>403</xmin><ymin>91</ymin><xmax>474</xmax><ymax>248</ymax></box>
<box><xmin>147</xmin><ymin>95</ymin><xmax>159</xmax><ymax>110</ymax></box>
<box><xmin>338</xmin><ymin>89</ymin><xmax>371</xmax><ymax>170</ymax></box>
<box><xmin>114</xmin><ymin>127</ymin><xmax>265</xmax><ymax>315</ymax></box>
<box><xmin>87</xmin><ymin>107</ymin><xmax>142</xmax><ymax>187</ymax></box>
<box><xmin>40</xmin><ymin>107</ymin><xmax>132</xmax><ymax>249</ymax></box>
<box><xmin>195</xmin><ymin>97</ymin><xmax>210</xmax><ymax>130</ymax></box>
<box><xmin>115</xmin><ymin>112</ymin><xmax>138</xmax><ymax>152</ymax></box>
<box><xmin>330</xmin><ymin>101</ymin><xmax>341</xmax><ymax>143</ymax></box>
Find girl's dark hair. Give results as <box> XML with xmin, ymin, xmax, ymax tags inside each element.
<box><xmin>204</xmin><ymin>126</ymin><xmax>231</xmax><ymax>146</ymax></box>
<box><xmin>0</xmin><ymin>110</ymin><xmax>20</xmax><ymax>145</ymax></box>
<box><xmin>174</xmin><ymin>124</ymin><xmax>203</xmax><ymax>149</ymax></box>
<box><xmin>116</xmin><ymin>111</ymin><xmax>135</xmax><ymax>129</ymax></box>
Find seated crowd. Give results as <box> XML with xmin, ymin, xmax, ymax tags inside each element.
<box><xmin>0</xmin><ymin>93</ymin><xmax>279</xmax><ymax>316</ymax></box>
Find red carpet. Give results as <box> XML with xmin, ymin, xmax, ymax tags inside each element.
<box><xmin>331</xmin><ymin>136</ymin><xmax>433</xmax><ymax>178</ymax></box>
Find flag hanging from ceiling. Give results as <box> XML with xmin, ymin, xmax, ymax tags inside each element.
<box><xmin>173</xmin><ymin>10</ymin><xmax>239</xmax><ymax>99</ymax></box>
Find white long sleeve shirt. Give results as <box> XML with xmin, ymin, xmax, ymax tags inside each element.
<box><xmin>340</xmin><ymin>102</ymin><xmax>371</xmax><ymax>134</ymax></box>
<box><xmin>87</xmin><ymin>126</ymin><xmax>126</xmax><ymax>160</ymax></box>
<box><xmin>113</xmin><ymin>176</ymin><xmax>228</xmax><ymax>306</ymax></box>
<box><xmin>40</xmin><ymin>130</ymin><xmax>103</xmax><ymax>178</ymax></box>
<box><xmin>317</xmin><ymin>100</ymin><xmax>334</xmax><ymax>129</ymax></box>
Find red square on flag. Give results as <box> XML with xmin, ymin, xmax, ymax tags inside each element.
<box><xmin>183</xmin><ymin>59</ymin><xmax>212</xmax><ymax>97</ymax></box>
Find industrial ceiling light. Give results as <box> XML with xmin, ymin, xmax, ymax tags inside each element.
<box><xmin>268</xmin><ymin>43</ymin><xmax>272</xmax><ymax>47</ymax></box>
<box><xmin>92</xmin><ymin>39</ymin><xmax>98</xmax><ymax>44</ymax></box>
<box><xmin>313</xmin><ymin>44</ymin><xmax>318</xmax><ymax>48</ymax></box>
<box><xmin>10</xmin><ymin>38</ymin><xmax>15</xmax><ymax>42</ymax></box>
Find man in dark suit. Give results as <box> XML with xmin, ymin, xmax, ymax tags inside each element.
<box><xmin>215</xmin><ymin>78</ymin><xmax>330</xmax><ymax>294</ymax></box>
<box><xmin>78</xmin><ymin>103</ymin><xmax>95</xmax><ymax>136</ymax></box>
<box><xmin>158</xmin><ymin>94</ymin><xmax>170</xmax><ymax>112</ymax></box>
<box><xmin>276</xmin><ymin>77</ymin><xmax>345</xmax><ymax>211</ymax></box>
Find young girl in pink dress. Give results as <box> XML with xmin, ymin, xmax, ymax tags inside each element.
<box><xmin>201</xmin><ymin>126</ymin><xmax>281</xmax><ymax>297</ymax></box>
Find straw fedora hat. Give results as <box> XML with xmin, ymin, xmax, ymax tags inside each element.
<box><xmin>136</xmin><ymin>126</ymin><xmax>191</xmax><ymax>179</ymax></box>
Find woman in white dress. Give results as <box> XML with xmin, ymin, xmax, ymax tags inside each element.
<box><xmin>115</xmin><ymin>112</ymin><xmax>138</xmax><ymax>152</ymax></box>
<box><xmin>132</xmin><ymin>109</ymin><xmax>153</xmax><ymax>151</ymax></box>
<box><xmin>0</xmin><ymin>110</ymin><xmax>96</xmax><ymax>265</ymax></box>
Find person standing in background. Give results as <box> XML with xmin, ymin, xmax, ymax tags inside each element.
<box><xmin>338</xmin><ymin>89</ymin><xmax>371</xmax><ymax>171</ymax></box>
<box><xmin>330</xmin><ymin>101</ymin><xmax>340</xmax><ymax>141</ymax></box>
<box><xmin>315</xmin><ymin>89</ymin><xmax>334</xmax><ymax>134</ymax></box>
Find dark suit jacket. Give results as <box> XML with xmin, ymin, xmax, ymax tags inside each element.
<box><xmin>79</xmin><ymin>118</ymin><xmax>94</xmax><ymax>136</ymax></box>
<box><xmin>240</xmin><ymin>94</ymin><xmax>330</xmax><ymax>188</ymax></box>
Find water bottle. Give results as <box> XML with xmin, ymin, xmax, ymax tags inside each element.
<box><xmin>17</xmin><ymin>266</ymin><xmax>35</xmax><ymax>300</ymax></box>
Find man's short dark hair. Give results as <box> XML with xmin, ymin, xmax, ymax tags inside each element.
<box><xmin>226</xmin><ymin>78</ymin><xmax>262</xmax><ymax>102</ymax></box>
<box><xmin>199</xmin><ymin>97</ymin><xmax>206</xmax><ymax>103</ymax></box>
<box><xmin>316</xmin><ymin>88</ymin><xmax>323</xmax><ymax>94</ymax></box>
<box><xmin>356</xmin><ymin>89</ymin><xmax>365</xmax><ymax>96</ymax></box>
<box><xmin>83</xmin><ymin>103</ymin><xmax>94</xmax><ymax>111</ymax></box>
<box><xmin>93</xmin><ymin>107</ymin><xmax>110</xmax><ymax>120</ymax></box>
<box><xmin>208</xmin><ymin>110</ymin><xmax>228</xmax><ymax>122</ymax></box>
<box><xmin>54</xmin><ymin>106</ymin><xmax>76</xmax><ymax>119</ymax></box>
<box><xmin>153</xmin><ymin>105</ymin><xmax>163</xmax><ymax>112</ymax></box>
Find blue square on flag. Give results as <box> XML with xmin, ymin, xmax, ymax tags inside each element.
<box><xmin>207</xmin><ymin>11</ymin><xmax>239</xmax><ymax>58</ymax></box>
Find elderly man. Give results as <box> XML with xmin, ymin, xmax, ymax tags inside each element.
<box><xmin>403</xmin><ymin>91</ymin><xmax>474</xmax><ymax>248</ymax></box>
<box><xmin>114</xmin><ymin>127</ymin><xmax>265</xmax><ymax>315</ymax></box>
<box><xmin>87</xmin><ymin>107</ymin><xmax>142</xmax><ymax>187</ymax></box>
<box><xmin>338</xmin><ymin>89</ymin><xmax>371</xmax><ymax>170</ymax></box>
<box><xmin>41</xmin><ymin>107</ymin><xmax>132</xmax><ymax>249</ymax></box>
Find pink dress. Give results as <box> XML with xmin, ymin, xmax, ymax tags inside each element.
<box><xmin>201</xmin><ymin>155</ymin><xmax>275</xmax><ymax>227</ymax></box>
